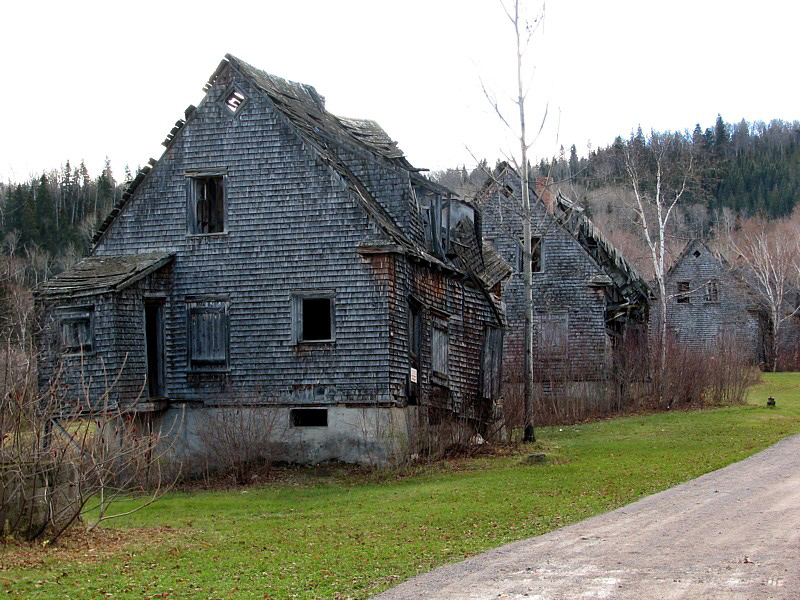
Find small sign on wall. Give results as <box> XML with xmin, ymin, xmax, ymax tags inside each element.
<box><xmin>410</xmin><ymin>367</ymin><xmax>418</xmax><ymax>384</ymax></box>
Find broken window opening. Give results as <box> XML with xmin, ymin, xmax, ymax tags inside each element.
<box><xmin>187</xmin><ymin>298</ymin><xmax>229</xmax><ymax>370</ymax></box>
<box><xmin>188</xmin><ymin>175</ymin><xmax>225</xmax><ymax>234</ymax></box>
<box><xmin>705</xmin><ymin>280</ymin><xmax>719</xmax><ymax>303</ymax></box>
<box><xmin>518</xmin><ymin>236</ymin><xmax>543</xmax><ymax>273</ymax></box>
<box><xmin>290</xmin><ymin>408</ymin><xmax>328</xmax><ymax>427</ymax></box>
<box><xmin>60</xmin><ymin>307</ymin><xmax>94</xmax><ymax>354</ymax></box>
<box><xmin>145</xmin><ymin>300</ymin><xmax>166</xmax><ymax>398</ymax></box>
<box><xmin>224</xmin><ymin>89</ymin><xmax>246</xmax><ymax>114</ymax></box>
<box><xmin>293</xmin><ymin>293</ymin><xmax>335</xmax><ymax>343</ymax></box>
<box><xmin>676</xmin><ymin>281</ymin><xmax>691</xmax><ymax>304</ymax></box>
<box><xmin>408</xmin><ymin>301</ymin><xmax>422</xmax><ymax>402</ymax></box>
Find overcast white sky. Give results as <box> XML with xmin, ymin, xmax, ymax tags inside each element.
<box><xmin>2</xmin><ymin>0</ymin><xmax>798</xmax><ymax>182</ymax></box>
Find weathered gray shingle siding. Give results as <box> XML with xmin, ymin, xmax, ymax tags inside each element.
<box><xmin>93</xmin><ymin>65</ymin><xmax>394</xmax><ymax>406</ymax></box>
<box><xmin>386</xmin><ymin>256</ymin><xmax>499</xmax><ymax>416</ymax></box>
<box><xmin>482</xmin><ymin>194</ymin><xmax>609</xmax><ymax>381</ymax></box>
<box><xmin>657</xmin><ymin>241</ymin><xmax>764</xmax><ymax>362</ymax></box>
<box><xmin>37</xmin><ymin>265</ymin><xmax>173</xmax><ymax>408</ymax></box>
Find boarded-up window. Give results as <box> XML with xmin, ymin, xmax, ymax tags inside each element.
<box><xmin>482</xmin><ymin>326</ymin><xmax>503</xmax><ymax>399</ymax></box>
<box><xmin>431</xmin><ymin>318</ymin><xmax>449</xmax><ymax>379</ymax></box>
<box><xmin>188</xmin><ymin>174</ymin><xmax>225</xmax><ymax>234</ymax></box>
<box><xmin>705</xmin><ymin>280</ymin><xmax>719</xmax><ymax>303</ymax></box>
<box><xmin>60</xmin><ymin>307</ymin><xmax>94</xmax><ymax>354</ymax></box>
<box><xmin>677</xmin><ymin>281</ymin><xmax>691</xmax><ymax>304</ymax></box>
<box><xmin>187</xmin><ymin>298</ymin><xmax>229</xmax><ymax>369</ymax></box>
<box><xmin>538</xmin><ymin>314</ymin><xmax>568</xmax><ymax>356</ymax></box>
<box><xmin>292</xmin><ymin>292</ymin><xmax>335</xmax><ymax>343</ymax></box>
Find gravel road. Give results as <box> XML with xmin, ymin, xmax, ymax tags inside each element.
<box><xmin>376</xmin><ymin>434</ymin><xmax>800</xmax><ymax>599</ymax></box>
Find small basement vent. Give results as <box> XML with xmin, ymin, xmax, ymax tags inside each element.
<box><xmin>290</xmin><ymin>408</ymin><xmax>328</xmax><ymax>427</ymax></box>
<box><xmin>224</xmin><ymin>89</ymin><xmax>246</xmax><ymax>114</ymax></box>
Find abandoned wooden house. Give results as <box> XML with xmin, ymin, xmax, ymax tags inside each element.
<box><xmin>36</xmin><ymin>54</ymin><xmax>510</xmax><ymax>466</ymax></box>
<box><xmin>475</xmin><ymin>164</ymin><xmax>650</xmax><ymax>401</ymax></box>
<box><xmin>653</xmin><ymin>239</ymin><xmax>768</xmax><ymax>364</ymax></box>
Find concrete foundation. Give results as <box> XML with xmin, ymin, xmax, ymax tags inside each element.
<box><xmin>146</xmin><ymin>403</ymin><xmax>418</xmax><ymax>470</ymax></box>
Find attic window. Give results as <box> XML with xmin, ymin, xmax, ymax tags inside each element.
<box><xmin>518</xmin><ymin>236</ymin><xmax>543</xmax><ymax>273</ymax></box>
<box><xmin>501</xmin><ymin>185</ymin><xmax>514</xmax><ymax>198</ymax></box>
<box><xmin>705</xmin><ymin>280</ymin><xmax>720</xmax><ymax>303</ymax></box>
<box><xmin>677</xmin><ymin>281</ymin><xmax>691</xmax><ymax>304</ymax></box>
<box><xmin>693</xmin><ymin>250</ymin><xmax>701</xmax><ymax>258</ymax></box>
<box><xmin>187</xmin><ymin>174</ymin><xmax>225</xmax><ymax>234</ymax></box>
<box><xmin>224</xmin><ymin>89</ymin><xmax>246</xmax><ymax>114</ymax></box>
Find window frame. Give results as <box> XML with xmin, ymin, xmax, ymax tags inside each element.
<box><xmin>59</xmin><ymin>306</ymin><xmax>95</xmax><ymax>356</ymax></box>
<box><xmin>518</xmin><ymin>236</ymin><xmax>543</xmax><ymax>274</ymax></box>
<box><xmin>537</xmin><ymin>313</ymin><xmax>569</xmax><ymax>357</ymax></box>
<box><xmin>430</xmin><ymin>314</ymin><xmax>450</xmax><ymax>384</ymax></box>
<box><xmin>292</xmin><ymin>291</ymin><xmax>336</xmax><ymax>344</ymax></box>
<box><xmin>221</xmin><ymin>84</ymin><xmax>248</xmax><ymax>116</ymax></box>
<box><xmin>186</xmin><ymin>296</ymin><xmax>230</xmax><ymax>372</ymax></box>
<box><xmin>676</xmin><ymin>281</ymin><xmax>691</xmax><ymax>304</ymax></box>
<box><xmin>704</xmin><ymin>279</ymin><xmax>720</xmax><ymax>303</ymax></box>
<box><xmin>186</xmin><ymin>169</ymin><xmax>227</xmax><ymax>236</ymax></box>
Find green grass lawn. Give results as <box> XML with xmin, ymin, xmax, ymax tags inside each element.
<box><xmin>3</xmin><ymin>373</ymin><xmax>800</xmax><ymax>599</ymax></box>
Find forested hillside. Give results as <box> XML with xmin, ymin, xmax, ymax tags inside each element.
<box><xmin>436</xmin><ymin>117</ymin><xmax>800</xmax><ymax>220</ymax></box>
<box><xmin>433</xmin><ymin>116</ymin><xmax>800</xmax><ymax>277</ymax></box>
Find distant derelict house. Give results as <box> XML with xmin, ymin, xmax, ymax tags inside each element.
<box><xmin>476</xmin><ymin>164</ymin><xmax>650</xmax><ymax>404</ymax></box>
<box><xmin>654</xmin><ymin>239</ymin><xmax>798</xmax><ymax>366</ymax></box>
<box><xmin>36</xmin><ymin>54</ymin><xmax>510</xmax><ymax>466</ymax></box>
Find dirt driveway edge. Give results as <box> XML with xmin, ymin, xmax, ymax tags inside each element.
<box><xmin>376</xmin><ymin>434</ymin><xmax>800</xmax><ymax>599</ymax></box>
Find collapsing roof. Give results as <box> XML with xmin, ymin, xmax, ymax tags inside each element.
<box><xmin>477</xmin><ymin>164</ymin><xmax>650</xmax><ymax>321</ymax></box>
<box><xmin>89</xmin><ymin>54</ymin><xmax>508</xmax><ymax>312</ymax></box>
<box><xmin>36</xmin><ymin>253</ymin><xmax>173</xmax><ymax>299</ymax></box>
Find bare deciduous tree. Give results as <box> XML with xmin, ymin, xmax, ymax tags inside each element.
<box><xmin>732</xmin><ymin>217</ymin><xmax>800</xmax><ymax>371</ymax></box>
<box><xmin>0</xmin><ymin>346</ymin><xmax>180</xmax><ymax>544</ymax></box>
<box><xmin>480</xmin><ymin>0</ymin><xmax>546</xmax><ymax>443</ymax></box>
<box><xmin>620</xmin><ymin>132</ymin><xmax>694</xmax><ymax>372</ymax></box>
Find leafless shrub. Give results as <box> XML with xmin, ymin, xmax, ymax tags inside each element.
<box><xmin>655</xmin><ymin>334</ymin><xmax>759</xmax><ymax>409</ymax></box>
<box><xmin>400</xmin><ymin>405</ymin><xmax>479</xmax><ymax>465</ymax></box>
<box><xmin>0</xmin><ymin>345</ymin><xmax>179</xmax><ymax>544</ymax></box>
<box><xmin>195</xmin><ymin>393</ymin><xmax>284</xmax><ymax>485</ymax></box>
<box><xmin>499</xmin><ymin>330</ymin><xmax>758</xmax><ymax>430</ymax></box>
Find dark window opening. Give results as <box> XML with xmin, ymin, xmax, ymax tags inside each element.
<box><xmin>302</xmin><ymin>298</ymin><xmax>333</xmax><ymax>341</ymax></box>
<box><xmin>145</xmin><ymin>301</ymin><xmax>166</xmax><ymax>397</ymax></box>
<box><xmin>60</xmin><ymin>308</ymin><xmax>94</xmax><ymax>354</ymax></box>
<box><xmin>677</xmin><ymin>281</ymin><xmax>691</xmax><ymax>304</ymax></box>
<box><xmin>693</xmin><ymin>250</ymin><xmax>701</xmax><ymax>258</ymax></box>
<box><xmin>290</xmin><ymin>408</ymin><xmax>328</xmax><ymax>427</ymax></box>
<box><xmin>189</xmin><ymin>176</ymin><xmax>224</xmax><ymax>234</ymax></box>
<box><xmin>187</xmin><ymin>299</ymin><xmax>229</xmax><ymax>370</ymax></box>
<box><xmin>705</xmin><ymin>280</ymin><xmax>719</xmax><ymax>303</ymax></box>
<box><xmin>224</xmin><ymin>89</ymin><xmax>246</xmax><ymax>113</ymax></box>
<box><xmin>408</xmin><ymin>302</ymin><xmax>422</xmax><ymax>402</ymax></box>
<box><xmin>518</xmin><ymin>236</ymin><xmax>543</xmax><ymax>273</ymax></box>
<box><xmin>501</xmin><ymin>184</ymin><xmax>514</xmax><ymax>198</ymax></box>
